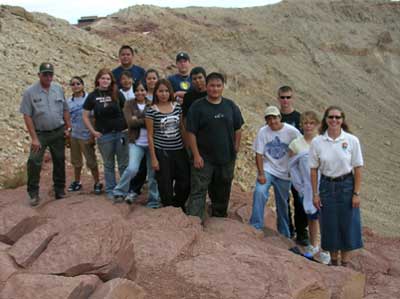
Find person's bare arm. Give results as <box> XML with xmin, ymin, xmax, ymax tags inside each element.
<box><xmin>234</xmin><ymin>129</ymin><xmax>242</xmax><ymax>153</ymax></box>
<box><xmin>23</xmin><ymin>114</ymin><xmax>41</xmax><ymax>153</ymax></box>
<box><xmin>256</xmin><ymin>153</ymin><xmax>266</xmax><ymax>184</ymax></box>
<box><xmin>352</xmin><ymin>166</ymin><xmax>362</xmax><ymax>208</ymax></box>
<box><xmin>83</xmin><ymin>110</ymin><xmax>102</xmax><ymax>139</ymax></box>
<box><xmin>188</xmin><ymin>132</ymin><xmax>203</xmax><ymax>169</ymax></box>
<box><xmin>311</xmin><ymin>168</ymin><xmax>321</xmax><ymax>210</ymax></box>
<box><xmin>63</xmin><ymin>109</ymin><xmax>72</xmax><ymax>138</ymax></box>
<box><xmin>145</xmin><ymin>117</ymin><xmax>159</xmax><ymax>171</ymax></box>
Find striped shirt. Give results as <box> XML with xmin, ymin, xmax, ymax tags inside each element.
<box><xmin>145</xmin><ymin>102</ymin><xmax>184</xmax><ymax>150</ymax></box>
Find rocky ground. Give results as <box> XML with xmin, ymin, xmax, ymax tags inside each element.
<box><xmin>0</xmin><ymin>1</ymin><xmax>399</xmax><ymax>235</ymax></box>
<box><xmin>0</xmin><ymin>161</ymin><xmax>399</xmax><ymax>298</ymax></box>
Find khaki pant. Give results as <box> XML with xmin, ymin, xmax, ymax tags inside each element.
<box><xmin>70</xmin><ymin>137</ymin><xmax>98</xmax><ymax>171</ymax></box>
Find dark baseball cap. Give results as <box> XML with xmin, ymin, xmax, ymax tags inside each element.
<box><xmin>176</xmin><ymin>52</ymin><xmax>190</xmax><ymax>62</ymax></box>
<box><xmin>39</xmin><ymin>63</ymin><xmax>54</xmax><ymax>73</ymax></box>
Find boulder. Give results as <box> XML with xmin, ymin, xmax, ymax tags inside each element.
<box><xmin>8</xmin><ymin>224</ymin><xmax>58</xmax><ymax>268</ymax></box>
<box><xmin>0</xmin><ymin>274</ymin><xmax>101</xmax><ymax>299</ymax></box>
<box><xmin>89</xmin><ymin>278</ymin><xmax>146</xmax><ymax>299</ymax></box>
<box><xmin>0</xmin><ymin>250</ymin><xmax>19</xmax><ymax>291</ymax></box>
<box><xmin>128</xmin><ymin>206</ymin><xmax>202</xmax><ymax>277</ymax></box>
<box><xmin>0</xmin><ymin>203</ymin><xmax>42</xmax><ymax>244</ymax></box>
<box><xmin>30</xmin><ymin>217</ymin><xmax>134</xmax><ymax>281</ymax></box>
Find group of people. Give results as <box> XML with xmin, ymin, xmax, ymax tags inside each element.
<box><xmin>20</xmin><ymin>45</ymin><xmax>363</xmax><ymax>267</ymax></box>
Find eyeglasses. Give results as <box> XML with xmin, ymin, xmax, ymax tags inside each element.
<box><xmin>280</xmin><ymin>96</ymin><xmax>292</xmax><ymax>99</ymax></box>
<box><xmin>327</xmin><ymin>115</ymin><xmax>342</xmax><ymax>120</ymax></box>
<box><xmin>70</xmin><ymin>82</ymin><xmax>81</xmax><ymax>86</ymax></box>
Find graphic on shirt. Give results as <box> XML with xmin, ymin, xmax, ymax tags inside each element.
<box><xmin>265</xmin><ymin>136</ymin><xmax>289</xmax><ymax>159</ymax></box>
<box><xmin>160</xmin><ymin>115</ymin><xmax>180</xmax><ymax>138</ymax></box>
<box><xmin>342</xmin><ymin>142</ymin><xmax>348</xmax><ymax>151</ymax></box>
<box><xmin>180</xmin><ymin>81</ymin><xmax>190</xmax><ymax>91</ymax></box>
<box><xmin>96</xmin><ymin>96</ymin><xmax>112</xmax><ymax>108</ymax></box>
<box><xmin>214</xmin><ymin>113</ymin><xmax>224</xmax><ymax>119</ymax></box>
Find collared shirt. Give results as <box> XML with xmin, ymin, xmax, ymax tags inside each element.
<box><xmin>309</xmin><ymin>130</ymin><xmax>364</xmax><ymax>177</ymax></box>
<box><xmin>20</xmin><ymin>82</ymin><xmax>67</xmax><ymax>131</ymax></box>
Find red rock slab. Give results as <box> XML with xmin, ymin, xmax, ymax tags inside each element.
<box><xmin>0</xmin><ymin>203</ymin><xmax>42</xmax><ymax>245</ymax></box>
<box><xmin>0</xmin><ymin>250</ymin><xmax>19</xmax><ymax>292</ymax></box>
<box><xmin>0</xmin><ymin>274</ymin><xmax>101</xmax><ymax>299</ymax></box>
<box><xmin>128</xmin><ymin>206</ymin><xmax>202</xmax><ymax>276</ymax></box>
<box><xmin>89</xmin><ymin>278</ymin><xmax>146</xmax><ymax>299</ymax></box>
<box><xmin>8</xmin><ymin>224</ymin><xmax>58</xmax><ymax>268</ymax></box>
<box><xmin>30</xmin><ymin>217</ymin><xmax>134</xmax><ymax>281</ymax></box>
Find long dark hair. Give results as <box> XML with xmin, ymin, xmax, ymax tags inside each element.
<box><xmin>319</xmin><ymin>105</ymin><xmax>351</xmax><ymax>134</ymax></box>
<box><xmin>94</xmin><ymin>68</ymin><xmax>118</xmax><ymax>101</ymax></box>
<box><xmin>152</xmin><ymin>79</ymin><xmax>175</xmax><ymax>104</ymax></box>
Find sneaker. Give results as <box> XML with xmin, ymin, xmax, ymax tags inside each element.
<box><xmin>304</xmin><ymin>245</ymin><xmax>319</xmax><ymax>258</ymax></box>
<box><xmin>29</xmin><ymin>194</ymin><xmax>40</xmax><ymax>207</ymax></box>
<box><xmin>125</xmin><ymin>192</ymin><xmax>138</xmax><ymax>204</ymax></box>
<box><xmin>320</xmin><ymin>252</ymin><xmax>331</xmax><ymax>265</ymax></box>
<box><xmin>68</xmin><ymin>181</ymin><xmax>82</xmax><ymax>192</ymax></box>
<box><xmin>55</xmin><ymin>190</ymin><xmax>66</xmax><ymax>200</ymax></box>
<box><xmin>94</xmin><ymin>182</ymin><xmax>103</xmax><ymax>195</ymax></box>
<box><xmin>113</xmin><ymin>195</ymin><xmax>125</xmax><ymax>204</ymax></box>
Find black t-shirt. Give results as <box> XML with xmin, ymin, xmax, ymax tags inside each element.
<box><xmin>83</xmin><ymin>89</ymin><xmax>127</xmax><ymax>134</ymax></box>
<box><xmin>186</xmin><ymin>97</ymin><xmax>244</xmax><ymax>165</ymax></box>
<box><xmin>281</xmin><ymin>110</ymin><xmax>301</xmax><ymax>131</ymax></box>
<box><xmin>182</xmin><ymin>90</ymin><xmax>207</xmax><ymax>117</ymax></box>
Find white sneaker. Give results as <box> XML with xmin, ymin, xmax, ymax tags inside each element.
<box><xmin>304</xmin><ymin>245</ymin><xmax>319</xmax><ymax>258</ymax></box>
<box><xmin>320</xmin><ymin>251</ymin><xmax>331</xmax><ymax>265</ymax></box>
<box><xmin>125</xmin><ymin>192</ymin><xmax>138</xmax><ymax>204</ymax></box>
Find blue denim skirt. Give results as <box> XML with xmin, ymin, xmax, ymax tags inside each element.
<box><xmin>319</xmin><ymin>175</ymin><xmax>363</xmax><ymax>252</ymax></box>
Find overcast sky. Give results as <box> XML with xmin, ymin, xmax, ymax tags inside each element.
<box><xmin>0</xmin><ymin>0</ymin><xmax>282</xmax><ymax>24</ymax></box>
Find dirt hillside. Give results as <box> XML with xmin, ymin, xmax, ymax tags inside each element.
<box><xmin>0</xmin><ymin>1</ymin><xmax>399</xmax><ymax>236</ymax></box>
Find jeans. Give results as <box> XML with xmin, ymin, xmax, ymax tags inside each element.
<box><xmin>113</xmin><ymin>143</ymin><xmax>159</xmax><ymax>203</ymax></box>
<box><xmin>187</xmin><ymin>159</ymin><xmax>235</xmax><ymax>222</ymax></box>
<box><xmin>27</xmin><ymin>126</ymin><xmax>65</xmax><ymax>196</ymax></box>
<box><xmin>249</xmin><ymin>171</ymin><xmax>291</xmax><ymax>238</ymax></box>
<box><xmin>97</xmin><ymin>131</ymin><xmax>129</xmax><ymax>196</ymax></box>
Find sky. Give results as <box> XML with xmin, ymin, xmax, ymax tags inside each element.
<box><xmin>0</xmin><ymin>0</ymin><xmax>282</xmax><ymax>24</ymax></box>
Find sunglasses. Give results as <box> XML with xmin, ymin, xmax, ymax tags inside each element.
<box><xmin>280</xmin><ymin>96</ymin><xmax>292</xmax><ymax>99</ymax></box>
<box><xmin>70</xmin><ymin>82</ymin><xmax>82</xmax><ymax>86</ymax></box>
<box><xmin>327</xmin><ymin>115</ymin><xmax>342</xmax><ymax>120</ymax></box>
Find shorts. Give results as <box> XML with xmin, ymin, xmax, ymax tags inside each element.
<box><xmin>307</xmin><ymin>211</ymin><xmax>319</xmax><ymax>221</ymax></box>
<box><xmin>70</xmin><ymin>137</ymin><xmax>98</xmax><ymax>170</ymax></box>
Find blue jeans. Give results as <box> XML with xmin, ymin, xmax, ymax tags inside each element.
<box><xmin>97</xmin><ymin>131</ymin><xmax>129</xmax><ymax>196</ymax></box>
<box><xmin>113</xmin><ymin>143</ymin><xmax>159</xmax><ymax>203</ymax></box>
<box><xmin>249</xmin><ymin>171</ymin><xmax>291</xmax><ymax>238</ymax></box>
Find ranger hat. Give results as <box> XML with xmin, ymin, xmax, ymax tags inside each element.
<box><xmin>176</xmin><ymin>52</ymin><xmax>190</xmax><ymax>62</ymax></box>
<box><xmin>264</xmin><ymin>106</ymin><xmax>281</xmax><ymax>118</ymax></box>
<box><xmin>39</xmin><ymin>63</ymin><xmax>54</xmax><ymax>73</ymax></box>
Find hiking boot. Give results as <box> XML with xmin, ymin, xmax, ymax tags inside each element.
<box><xmin>55</xmin><ymin>190</ymin><xmax>66</xmax><ymax>200</ymax></box>
<box><xmin>68</xmin><ymin>181</ymin><xmax>82</xmax><ymax>192</ymax></box>
<box><xmin>29</xmin><ymin>194</ymin><xmax>40</xmax><ymax>207</ymax></box>
<box><xmin>94</xmin><ymin>182</ymin><xmax>103</xmax><ymax>195</ymax></box>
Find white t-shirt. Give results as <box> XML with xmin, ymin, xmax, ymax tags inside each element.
<box><xmin>253</xmin><ymin>123</ymin><xmax>301</xmax><ymax>180</ymax></box>
<box><xmin>120</xmin><ymin>87</ymin><xmax>135</xmax><ymax>101</ymax></box>
<box><xmin>309</xmin><ymin>130</ymin><xmax>364</xmax><ymax>177</ymax></box>
<box><xmin>135</xmin><ymin>103</ymin><xmax>148</xmax><ymax>146</ymax></box>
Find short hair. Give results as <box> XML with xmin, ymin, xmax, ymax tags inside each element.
<box><xmin>278</xmin><ymin>85</ymin><xmax>293</xmax><ymax>95</ymax></box>
<box><xmin>120</xmin><ymin>71</ymin><xmax>133</xmax><ymax>80</ymax></box>
<box><xmin>118</xmin><ymin>45</ymin><xmax>134</xmax><ymax>55</ymax></box>
<box><xmin>152</xmin><ymin>79</ymin><xmax>175</xmax><ymax>104</ymax></box>
<box><xmin>190</xmin><ymin>67</ymin><xmax>206</xmax><ymax>79</ymax></box>
<box><xmin>300</xmin><ymin>111</ymin><xmax>320</xmax><ymax>129</ymax></box>
<box><xmin>206</xmin><ymin>72</ymin><xmax>225</xmax><ymax>85</ymax></box>
<box><xmin>133</xmin><ymin>79</ymin><xmax>147</xmax><ymax>92</ymax></box>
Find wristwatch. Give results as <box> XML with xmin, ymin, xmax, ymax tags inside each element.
<box><xmin>353</xmin><ymin>191</ymin><xmax>360</xmax><ymax>196</ymax></box>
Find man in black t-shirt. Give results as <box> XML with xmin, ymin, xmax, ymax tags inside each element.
<box><xmin>182</xmin><ymin>66</ymin><xmax>207</xmax><ymax>119</ymax></box>
<box><xmin>186</xmin><ymin>73</ymin><xmax>244</xmax><ymax>222</ymax></box>
<box><xmin>278</xmin><ymin>85</ymin><xmax>309</xmax><ymax>246</ymax></box>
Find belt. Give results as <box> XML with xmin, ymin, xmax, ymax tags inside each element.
<box><xmin>36</xmin><ymin>125</ymin><xmax>64</xmax><ymax>133</ymax></box>
<box><xmin>321</xmin><ymin>172</ymin><xmax>353</xmax><ymax>182</ymax></box>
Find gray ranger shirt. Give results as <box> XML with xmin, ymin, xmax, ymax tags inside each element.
<box><xmin>20</xmin><ymin>81</ymin><xmax>67</xmax><ymax>131</ymax></box>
